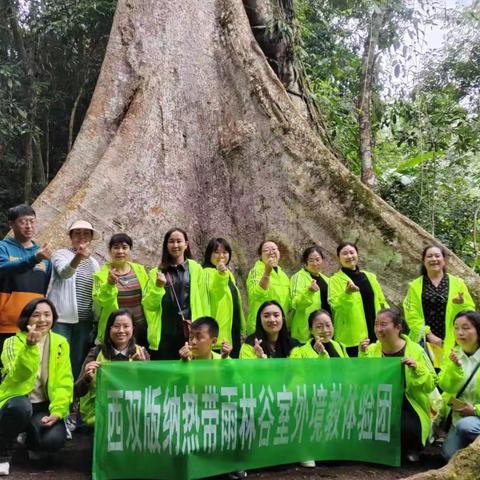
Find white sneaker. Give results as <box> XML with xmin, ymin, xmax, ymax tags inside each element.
<box><xmin>300</xmin><ymin>460</ymin><xmax>316</xmax><ymax>468</ymax></box>
<box><xmin>0</xmin><ymin>461</ymin><xmax>10</xmax><ymax>475</ymax></box>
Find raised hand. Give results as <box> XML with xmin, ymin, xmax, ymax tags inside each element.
<box><xmin>346</xmin><ymin>280</ymin><xmax>359</xmax><ymax>294</ymax></box>
<box><xmin>35</xmin><ymin>242</ymin><xmax>51</xmax><ymax>262</ymax></box>
<box><xmin>221</xmin><ymin>339</ymin><xmax>232</xmax><ymax>358</ymax></box>
<box><xmin>359</xmin><ymin>338</ymin><xmax>370</xmax><ymax>353</ymax></box>
<box><xmin>26</xmin><ymin>323</ymin><xmax>42</xmax><ymax>346</ymax></box>
<box><xmin>309</xmin><ymin>279</ymin><xmax>320</xmax><ymax>292</ymax></box>
<box><xmin>217</xmin><ymin>260</ymin><xmax>228</xmax><ymax>275</ymax></box>
<box><xmin>264</xmin><ymin>257</ymin><xmax>276</xmax><ymax>275</ymax></box>
<box><xmin>449</xmin><ymin>349</ymin><xmax>463</xmax><ymax>367</ymax></box>
<box><xmin>76</xmin><ymin>242</ymin><xmax>91</xmax><ymax>259</ymax></box>
<box><xmin>254</xmin><ymin>338</ymin><xmax>266</xmax><ymax>358</ymax></box>
<box><xmin>179</xmin><ymin>342</ymin><xmax>192</xmax><ymax>361</ymax></box>
<box><xmin>131</xmin><ymin>346</ymin><xmax>149</xmax><ymax>361</ymax></box>
<box><xmin>313</xmin><ymin>336</ymin><xmax>326</xmax><ymax>355</ymax></box>
<box><xmin>156</xmin><ymin>271</ymin><xmax>167</xmax><ymax>288</ymax></box>
<box><xmin>108</xmin><ymin>268</ymin><xmax>120</xmax><ymax>285</ymax></box>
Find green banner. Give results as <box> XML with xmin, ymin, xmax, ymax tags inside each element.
<box><xmin>93</xmin><ymin>358</ymin><xmax>403</xmax><ymax>480</ymax></box>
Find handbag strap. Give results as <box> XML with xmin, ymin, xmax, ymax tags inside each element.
<box><xmin>166</xmin><ymin>272</ymin><xmax>186</xmax><ymax>322</ymax></box>
<box><xmin>456</xmin><ymin>360</ymin><xmax>480</xmax><ymax>399</ymax></box>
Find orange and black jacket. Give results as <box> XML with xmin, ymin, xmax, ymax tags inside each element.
<box><xmin>0</xmin><ymin>237</ymin><xmax>51</xmax><ymax>334</ymax></box>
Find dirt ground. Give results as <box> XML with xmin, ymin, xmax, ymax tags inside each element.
<box><xmin>7</xmin><ymin>432</ymin><xmax>445</xmax><ymax>480</ymax></box>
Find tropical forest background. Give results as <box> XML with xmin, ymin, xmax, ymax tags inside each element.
<box><xmin>0</xmin><ymin>0</ymin><xmax>479</xmax><ymax>271</ymax></box>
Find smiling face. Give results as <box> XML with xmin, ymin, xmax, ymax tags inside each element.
<box><xmin>109</xmin><ymin>242</ymin><xmax>131</xmax><ymax>264</ymax></box>
<box><xmin>109</xmin><ymin>314</ymin><xmax>134</xmax><ymax>350</ymax></box>
<box><xmin>310</xmin><ymin>313</ymin><xmax>333</xmax><ymax>342</ymax></box>
<box><xmin>374</xmin><ymin>312</ymin><xmax>401</xmax><ymax>343</ymax></box>
<box><xmin>423</xmin><ymin>246</ymin><xmax>446</xmax><ymax>276</ymax></box>
<box><xmin>10</xmin><ymin>215</ymin><xmax>36</xmax><ymax>244</ymax></box>
<box><xmin>28</xmin><ymin>302</ymin><xmax>54</xmax><ymax>336</ymax></box>
<box><xmin>70</xmin><ymin>228</ymin><xmax>93</xmax><ymax>249</ymax></box>
<box><xmin>306</xmin><ymin>250</ymin><xmax>324</xmax><ymax>275</ymax></box>
<box><xmin>454</xmin><ymin>316</ymin><xmax>479</xmax><ymax>353</ymax></box>
<box><xmin>338</xmin><ymin>245</ymin><xmax>358</xmax><ymax>270</ymax></box>
<box><xmin>260</xmin><ymin>304</ymin><xmax>283</xmax><ymax>335</ymax></box>
<box><xmin>210</xmin><ymin>244</ymin><xmax>230</xmax><ymax>267</ymax></box>
<box><xmin>260</xmin><ymin>241</ymin><xmax>280</xmax><ymax>267</ymax></box>
<box><xmin>189</xmin><ymin>325</ymin><xmax>216</xmax><ymax>359</ymax></box>
<box><xmin>167</xmin><ymin>230</ymin><xmax>188</xmax><ymax>263</ymax></box>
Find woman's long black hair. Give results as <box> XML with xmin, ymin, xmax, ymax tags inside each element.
<box><xmin>101</xmin><ymin>309</ymin><xmax>137</xmax><ymax>360</ymax></box>
<box><xmin>245</xmin><ymin>300</ymin><xmax>299</xmax><ymax>358</ymax></box>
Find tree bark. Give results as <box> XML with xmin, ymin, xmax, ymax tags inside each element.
<box><xmin>31</xmin><ymin>0</ymin><xmax>480</xmax><ymax>310</ymax></box>
<box><xmin>358</xmin><ymin>7</ymin><xmax>386</xmax><ymax>189</ymax></box>
<box><xmin>402</xmin><ymin>437</ymin><xmax>480</xmax><ymax>480</ymax></box>
<box><xmin>68</xmin><ymin>82</ymin><xmax>86</xmax><ymax>153</ymax></box>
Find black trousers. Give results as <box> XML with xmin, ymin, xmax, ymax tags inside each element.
<box><xmin>0</xmin><ymin>396</ymin><xmax>66</xmax><ymax>458</ymax></box>
<box><xmin>401</xmin><ymin>398</ymin><xmax>423</xmax><ymax>455</ymax></box>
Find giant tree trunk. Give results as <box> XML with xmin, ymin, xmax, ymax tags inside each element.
<box><xmin>32</xmin><ymin>0</ymin><xmax>480</xmax><ymax>308</ymax></box>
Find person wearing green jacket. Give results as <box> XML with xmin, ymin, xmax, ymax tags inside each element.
<box><xmin>203</xmin><ymin>238</ymin><xmax>245</xmax><ymax>358</ymax></box>
<box><xmin>240</xmin><ymin>301</ymin><xmax>300</xmax><ymax>359</ymax></box>
<box><xmin>290</xmin><ymin>309</ymin><xmax>348</xmax><ymax>359</ymax></box>
<box><xmin>328</xmin><ymin>241</ymin><xmax>388</xmax><ymax>356</ymax></box>
<box><xmin>439</xmin><ymin>310</ymin><xmax>480</xmax><ymax>460</ymax></box>
<box><xmin>403</xmin><ymin>244</ymin><xmax>475</xmax><ymax>367</ymax></box>
<box><xmin>290</xmin><ymin>246</ymin><xmax>330</xmax><ymax>343</ymax></box>
<box><xmin>246</xmin><ymin>240</ymin><xmax>290</xmax><ymax>335</ymax></box>
<box><xmin>359</xmin><ymin>308</ymin><xmax>436</xmax><ymax>462</ymax></box>
<box><xmin>0</xmin><ymin>298</ymin><xmax>73</xmax><ymax>475</ymax></box>
<box><xmin>93</xmin><ymin>233</ymin><xmax>149</xmax><ymax>347</ymax></box>
<box><xmin>75</xmin><ymin>309</ymin><xmax>149</xmax><ymax>426</ymax></box>
<box><xmin>142</xmin><ymin>228</ymin><xmax>208</xmax><ymax>360</ymax></box>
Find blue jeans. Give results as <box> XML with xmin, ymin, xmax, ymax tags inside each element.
<box><xmin>53</xmin><ymin>321</ymin><xmax>93</xmax><ymax>379</ymax></box>
<box><xmin>443</xmin><ymin>416</ymin><xmax>480</xmax><ymax>460</ymax></box>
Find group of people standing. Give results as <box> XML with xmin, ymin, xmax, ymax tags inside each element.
<box><xmin>0</xmin><ymin>203</ymin><xmax>479</xmax><ymax>477</ymax></box>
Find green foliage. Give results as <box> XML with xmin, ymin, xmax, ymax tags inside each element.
<box><xmin>0</xmin><ymin>0</ymin><xmax>116</xmax><ymax>235</ymax></box>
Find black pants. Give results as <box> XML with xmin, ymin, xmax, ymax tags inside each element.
<box><xmin>0</xmin><ymin>396</ymin><xmax>66</xmax><ymax>458</ymax></box>
<box><xmin>149</xmin><ymin>333</ymin><xmax>186</xmax><ymax>360</ymax></box>
<box><xmin>401</xmin><ymin>398</ymin><xmax>423</xmax><ymax>455</ymax></box>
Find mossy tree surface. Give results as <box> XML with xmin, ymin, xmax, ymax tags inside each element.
<box><xmin>31</xmin><ymin>0</ymin><xmax>480</xmax><ymax>307</ymax></box>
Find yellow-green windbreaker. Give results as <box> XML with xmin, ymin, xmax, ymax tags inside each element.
<box><xmin>93</xmin><ymin>261</ymin><xmax>150</xmax><ymax>343</ymax></box>
<box><xmin>328</xmin><ymin>269</ymin><xmax>388</xmax><ymax>347</ymax></box>
<box><xmin>403</xmin><ymin>274</ymin><xmax>475</xmax><ymax>354</ymax></box>
<box><xmin>246</xmin><ymin>260</ymin><xmax>290</xmax><ymax>334</ymax></box>
<box><xmin>0</xmin><ymin>331</ymin><xmax>73</xmax><ymax>418</ymax></box>
<box><xmin>78</xmin><ymin>346</ymin><xmax>143</xmax><ymax>425</ymax></box>
<box><xmin>289</xmin><ymin>339</ymin><xmax>348</xmax><ymax>358</ymax></box>
<box><xmin>438</xmin><ymin>345</ymin><xmax>480</xmax><ymax>423</ymax></box>
<box><xmin>290</xmin><ymin>268</ymin><xmax>329</xmax><ymax>343</ymax></box>
<box><xmin>142</xmin><ymin>259</ymin><xmax>209</xmax><ymax>350</ymax></box>
<box><xmin>203</xmin><ymin>267</ymin><xmax>246</xmax><ymax>349</ymax></box>
<box><xmin>239</xmin><ymin>342</ymin><xmax>301</xmax><ymax>359</ymax></box>
<box><xmin>359</xmin><ymin>334</ymin><xmax>437</xmax><ymax>446</ymax></box>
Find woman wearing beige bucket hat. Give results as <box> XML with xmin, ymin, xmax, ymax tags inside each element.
<box><xmin>47</xmin><ymin>220</ymin><xmax>100</xmax><ymax>380</ymax></box>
